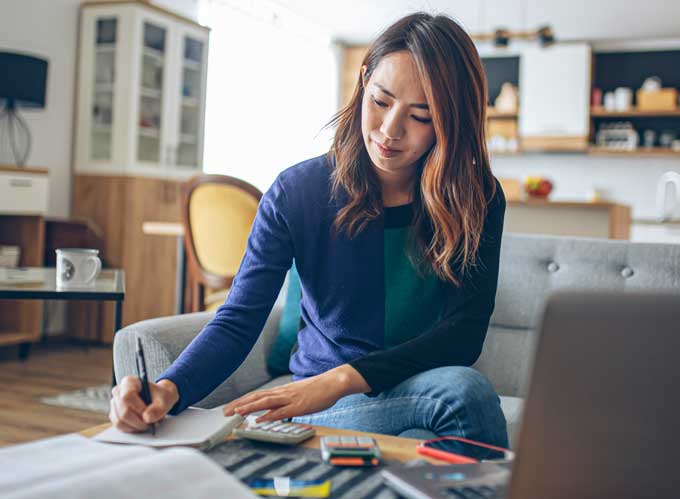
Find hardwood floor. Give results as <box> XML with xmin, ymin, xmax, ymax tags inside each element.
<box><xmin>0</xmin><ymin>340</ymin><xmax>112</xmax><ymax>448</ymax></box>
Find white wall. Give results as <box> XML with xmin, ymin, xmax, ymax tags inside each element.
<box><xmin>156</xmin><ymin>0</ymin><xmax>200</xmax><ymax>20</ymax></box>
<box><xmin>3</xmin><ymin>0</ymin><xmax>679</xmax><ymax>223</ymax></box>
<box><xmin>198</xmin><ymin>0</ymin><xmax>338</xmax><ymax>192</ymax></box>
<box><xmin>1</xmin><ymin>0</ymin><xmax>81</xmax><ymax>218</ymax></box>
<box><xmin>277</xmin><ymin>0</ymin><xmax>680</xmax><ymax>45</ymax></box>
<box><xmin>491</xmin><ymin>154</ymin><xmax>680</xmax><ymax>221</ymax></box>
<box><xmin>0</xmin><ymin>0</ymin><xmax>199</xmax><ymax>218</ymax></box>
<box><xmin>481</xmin><ymin>40</ymin><xmax>680</xmax><ymax>224</ymax></box>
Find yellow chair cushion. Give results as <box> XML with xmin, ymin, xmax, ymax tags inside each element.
<box><xmin>204</xmin><ymin>287</ymin><xmax>230</xmax><ymax>312</ymax></box>
<box><xmin>189</xmin><ymin>183</ymin><xmax>260</xmax><ymax>277</ymax></box>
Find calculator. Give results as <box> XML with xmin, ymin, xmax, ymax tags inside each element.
<box><xmin>233</xmin><ymin>420</ymin><xmax>316</xmax><ymax>445</ymax></box>
<box><xmin>320</xmin><ymin>435</ymin><xmax>381</xmax><ymax>467</ymax></box>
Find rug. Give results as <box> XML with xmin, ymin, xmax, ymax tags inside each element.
<box><xmin>39</xmin><ymin>384</ymin><xmax>111</xmax><ymax>414</ymax></box>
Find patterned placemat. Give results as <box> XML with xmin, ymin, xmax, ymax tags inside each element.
<box><xmin>207</xmin><ymin>438</ymin><xmax>406</xmax><ymax>499</ymax></box>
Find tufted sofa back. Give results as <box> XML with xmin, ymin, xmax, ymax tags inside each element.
<box><xmin>474</xmin><ymin>233</ymin><xmax>680</xmax><ymax>398</ymax></box>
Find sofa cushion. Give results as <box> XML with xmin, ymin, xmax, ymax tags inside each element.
<box><xmin>474</xmin><ymin>325</ymin><xmax>538</xmax><ymax>398</ymax></box>
<box><xmin>492</xmin><ymin>234</ymin><xmax>680</xmax><ymax>331</ymax></box>
<box><xmin>500</xmin><ymin>396</ymin><xmax>524</xmax><ymax>450</ymax></box>
<box><xmin>266</xmin><ymin>265</ymin><xmax>302</xmax><ymax>376</ymax></box>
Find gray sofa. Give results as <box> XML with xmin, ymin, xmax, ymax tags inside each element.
<box><xmin>113</xmin><ymin>233</ymin><xmax>680</xmax><ymax>448</ymax></box>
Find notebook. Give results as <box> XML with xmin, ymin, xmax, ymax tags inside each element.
<box><xmin>0</xmin><ymin>433</ymin><xmax>257</xmax><ymax>498</ymax></box>
<box><xmin>93</xmin><ymin>406</ymin><xmax>244</xmax><ymax>451</ymax></box>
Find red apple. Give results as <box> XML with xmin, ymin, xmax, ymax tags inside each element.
<box><xmin>536</xmin><ymin>179</ymin><xmax>553</xmax><ymax>197</ymax></box>
<box><xmin>524</xmin><ymin>176</ymin><xmax>553</xmax><ymax>198</ymax></box>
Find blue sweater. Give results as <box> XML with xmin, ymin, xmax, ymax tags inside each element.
<box><xmin>158</xmin><ymin>154</ymin><xmax>506</xmax><ymax>414</ymax></box>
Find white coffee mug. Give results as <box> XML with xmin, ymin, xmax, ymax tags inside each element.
<box><xmin>56</xmin><ymin>249</ymin><xmax>102</xmax><ymax>288</ymax></box>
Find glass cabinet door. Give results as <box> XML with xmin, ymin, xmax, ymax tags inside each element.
<box><xmin>137</xmin><ymin>21</ymin><xmax>166</xmax><ymax>163</ymax></box>
<box><xmin>91</xmin><ymin>17</ymin><xmax>117</xmax><ymax>160</ymax></box>
<box><xmin>177</xmin><ymin>35</ymin><xmax>204</xmax><ymax>168</ymax></box>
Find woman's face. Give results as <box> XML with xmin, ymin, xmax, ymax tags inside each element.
<box><xmin>361</xmin><ymin>51</ymin><xmax>436</xmax><ymax>179</ymax></box>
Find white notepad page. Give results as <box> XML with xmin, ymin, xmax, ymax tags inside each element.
<box><xmin>0</xmin><ymin>434</ymin><xmax>257</xmax><ymax>499</ymax></box>
<box><xmin>93</xmin><ymin>406</ymin><xmax>244</xmax><ymax>449</ymax></box>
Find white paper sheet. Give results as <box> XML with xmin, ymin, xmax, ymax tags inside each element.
<box><xmin>0</xmin><ymin>434</ymin><xmax>256</xmax><ymax>499</ymax></box>
<box><xmin>93</xmin><ymin>406</ymin><xmax>243</xmax><ymax>449</ymax></box>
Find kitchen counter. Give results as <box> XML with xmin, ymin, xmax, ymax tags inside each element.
<box><xmin>632</xmin><ymin>218</ymin><xmax>680</xmax><ymax>226</ymax></box>
<box><xmin>505</xmin><ymin>199</ymin><xmax>631</xmax><ymax>239</ymax></box>
<box><xmin>631</xmin><ymin>219</ymin><xmax>680</xmax><ymax>243</ymax></box>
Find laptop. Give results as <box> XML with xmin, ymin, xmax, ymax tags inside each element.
<box><xmin>383</xmin><ymin>291</ymin><xmax>680</xmax><ymax>499</ymax></box>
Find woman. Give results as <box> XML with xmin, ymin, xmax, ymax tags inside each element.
<box><xmin>110</xmin><ymin>12</ymin><xmax>508</xmax><ymax>446</ymax></box>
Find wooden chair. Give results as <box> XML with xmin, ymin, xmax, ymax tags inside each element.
<box><xmin>182</xmin><ymin>174</ymin><xmax>262</xmax><ymax>312</ymax></box>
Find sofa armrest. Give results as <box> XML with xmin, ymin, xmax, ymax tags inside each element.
<box><xmin>113</xmin><ymin>311</ymin><xmax>213</xmax><ymax>387</ymax></box>
<box><xmin>113</xmin><ymin>290</ymin><xmax>286</xmax><ymax>408</ymax></box>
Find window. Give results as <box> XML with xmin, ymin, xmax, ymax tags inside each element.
<box><xmin>199</xmin><ymin>1</ymin><xmax>340</xmax><ymax>191</ymax></box>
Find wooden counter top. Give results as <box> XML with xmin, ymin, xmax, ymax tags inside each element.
<box><xmin>508</xmin><ymin>198</ymin><xmax>625</xmax><ymax>209</ymax></box>
<box><xmin>505</xmin><ymin>199</ymin><xmax>631</xmax><ymax>239</ymax></box>
<box><xmin>0</xmin><ymin>164</ymin><xmax>49</xmax><ymax>175</ymax></box>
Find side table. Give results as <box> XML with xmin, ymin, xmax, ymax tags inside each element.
<box><xmin>0</xmin><ymin>267</ymin><xmax>125</xmax><ymax>385</ymax></box>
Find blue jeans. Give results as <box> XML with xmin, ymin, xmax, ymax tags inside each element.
<box><xmin>292</xmin><ymin>366</ymin><xmax>508</xmax><ymax>448</ymax></box>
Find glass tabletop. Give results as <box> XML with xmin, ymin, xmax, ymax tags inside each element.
<box><xmin>0</xmin><ymin>267</ymin><xmax>125</xmax><ymax>300</ymax></box>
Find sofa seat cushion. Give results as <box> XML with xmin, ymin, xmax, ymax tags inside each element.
<box><xmin>500</xmin><ymin>396</ymin><xmax>524</xmax><ymax>450</ymax></box>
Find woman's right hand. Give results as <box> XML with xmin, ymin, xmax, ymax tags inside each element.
<box><xmin>109</xmin><ymin>376</ymin><xmax>180</xmax><ymax>433</ymax></box>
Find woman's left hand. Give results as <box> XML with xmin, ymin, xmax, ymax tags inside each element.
<box><xmin>223</xmin><ymin>364</ymin><xmax>370</xmax><ymax>422</ymax></box>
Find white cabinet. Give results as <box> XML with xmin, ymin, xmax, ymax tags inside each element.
<box><xmin>0</xmin><ymin>168</ymin><xmax>49</xmax><ymax>215</ymax></box>
<box><xmin>74</xmin><ymin>2</ymin><xmax>209</xmax><ymax>179</ymax></box>
<box><xmin>519</xmin><ymin>43</ymin><xmax>591</xmax><ymax>151</ymax></box>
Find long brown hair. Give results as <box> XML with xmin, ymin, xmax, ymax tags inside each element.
<box><xmin>325</xmin><ymin>13</ymin><xmax>497</xmax><ymax>286</ymax></box>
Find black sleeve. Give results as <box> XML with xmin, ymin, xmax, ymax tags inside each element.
<box><xmin>348</xmin><ymin>186</ymin><xmax>506</xmax><ymax>396</ymax></box>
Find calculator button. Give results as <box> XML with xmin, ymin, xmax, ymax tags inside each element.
<box><xmin>270</xmin><ymin>423</ymin><xmax>286</xmax><ymax>431</ymax></box>
<box><xmin>260</xmin><ymin>422</ymin><xmax>277</xmax><ymax>430</ymax></box>
<box><xmin>279</xmin><ymin>424</ymin><xmax>295</xmax><ymax>433</ymax></box>
<box><xmin>292</xmin><ymin>427</ymin><xmax>308</xmax><ymax>435</ymax></box>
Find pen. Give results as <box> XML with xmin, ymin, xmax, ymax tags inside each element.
<box><xmin>135</xmin><ymin>337</ymin><xmax>156</xmax><ymax>436</ymax></box>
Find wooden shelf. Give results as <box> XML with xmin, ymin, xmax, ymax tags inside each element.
<box><xmin>0</xmin><ymin>215</ymin><xmax>45</xmax><ymax>351</ymax></box>
<box><xmin>138</xmin><ymin>127</ymin><xmax>160</xmax><ymax>139</ymax></box>
<box><xmin>142</xmin><ymin>47</ymin><xmax>164</xmax><ymax>62</ymax></box>
<box><xmin>183</xmin><ymin>59</ymin><xmax>201</xmax><ymax>71</ymax></box>
<box><xmin>487</xmin><ymin>107</ymin><xmax>518</xmax><ymax>119</ymax></box>
<box><xmin>181</xmin><ymin>96</ymin><xmax>199</xmax><ymax>108</ymax></box>
<box><xmin>179</xmin><ymin>133</ymin><xmax>197</xmax><ymax>144</ymax></box>
<box><xmin>0</xmin><ymin>331</ymin><xmax>37</xmax><ymax>347</ymax></box>
<box><xmin>0</xmin><ymin>165</ymin><xmax>48</xmax><ymax>175</ymax></box>
<box><xmin>94</xmin><ymin>83</ymin><xmax>114</xmax><ymax>92</ymax></box>
<box><xmin>96</xmin><ymin>43</ymin><xmax>116</xmax><ymax>53</ymax></box>
<box><xmin>588</xmin><ymin>146</ymin><xmax>680</xmax><ymax>157</ymax></box>
<box><xmin>591</xmin><ymin>107</ymin><xmax>680</xmax><ymax>118</ymax></box>
<box><xmin>92</xmin><ymin>124</ymin><xmax>112</xmax><ymax>134</ymax></box>
<box><xmin>140</xmin><ymin>86</ymin><xmax>162</xmax><ymax>99</ymax></box>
